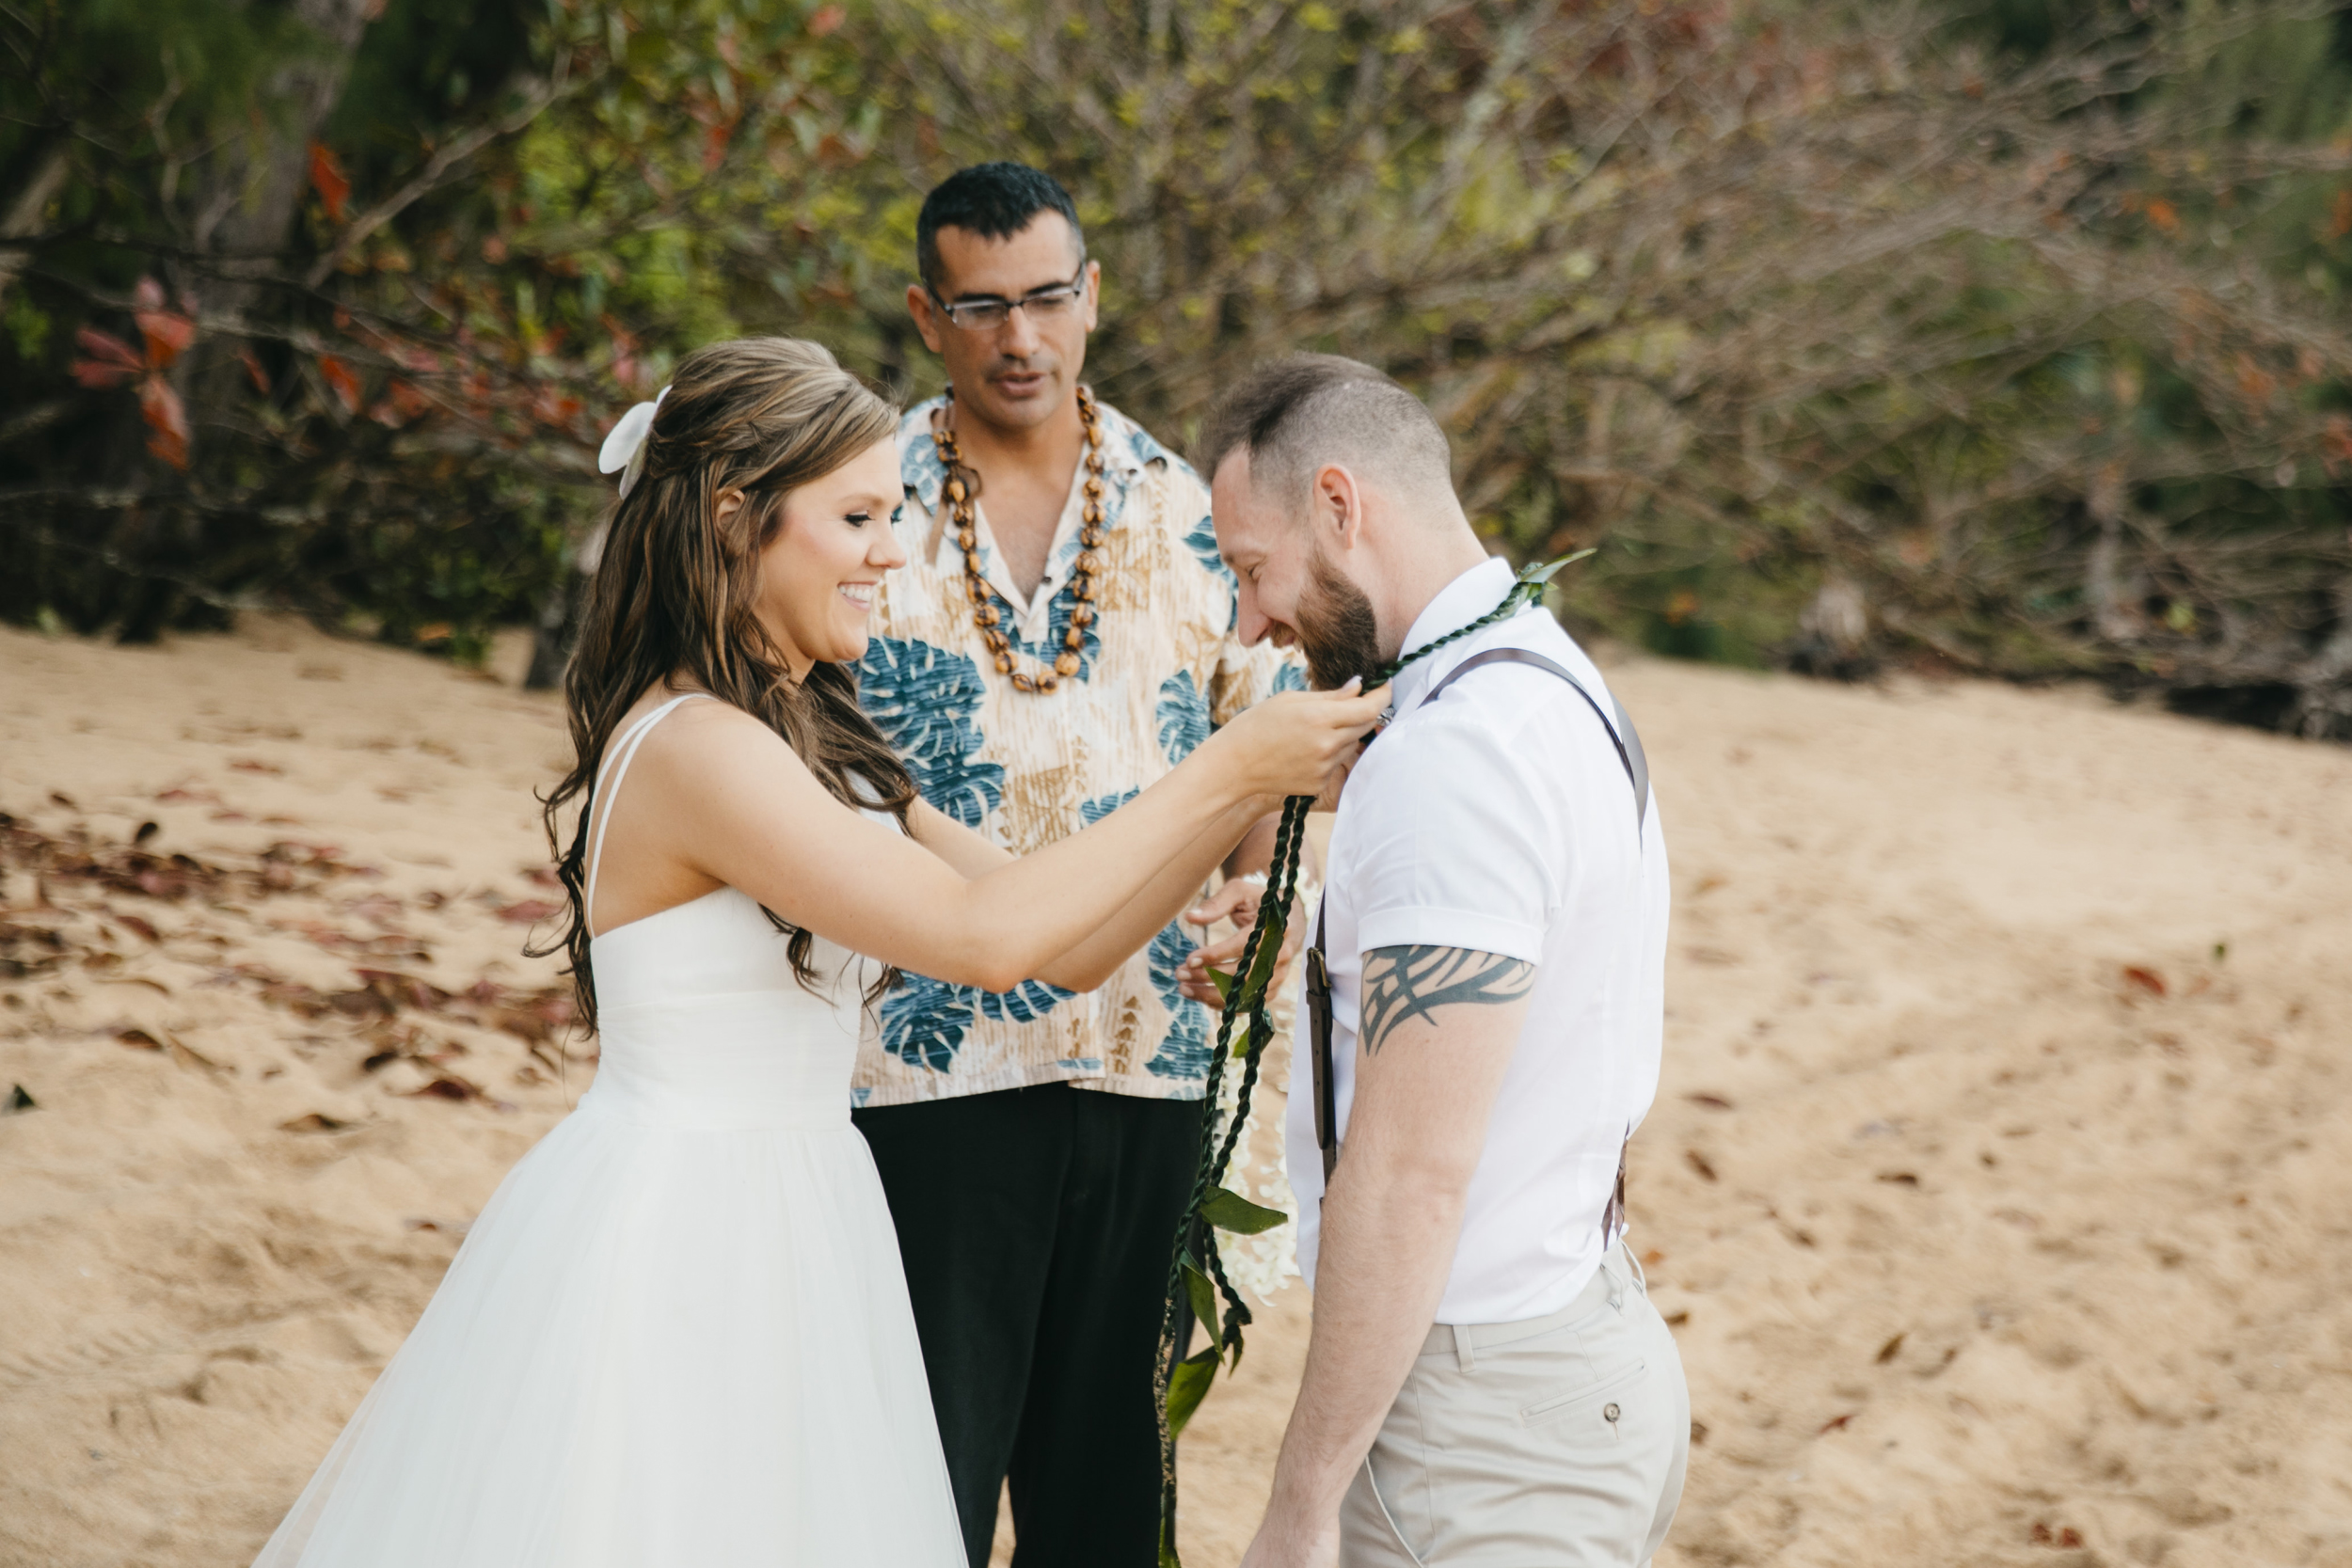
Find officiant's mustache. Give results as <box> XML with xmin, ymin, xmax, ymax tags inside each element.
<box><xmin>1297</xmin><ymin>548</ymin><xmax>1382</xmax><ymax>691</ymax></box>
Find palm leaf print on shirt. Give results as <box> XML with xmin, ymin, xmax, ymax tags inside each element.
<box><xmin>1080</xmin><ymin>788</ymin><xmax>1139</xmax><ymax>826</ymax></box>
<box><xmin>1144</xmin><ymin>918</ymin><xmax>1211</xmax><ymax>1082</ymax></box>
<box><xmin>1087</xmin><ymin>787</ymin><xmax>1209</xmax><ymax>1085</ymax></box>
<box><xmin>879</xmin><ymin>974</ymin><xmax>1075</xmax><ymax>1073</ymax></box>
<box><xmin>858</xmin><ymin>635</ymin><xmax>1006</xmax><ymax>830</ymax></box>
<box><xmin>1156</xmin><ymin>670</ymin><xmax>1212</xmax><ymax>765</ymax></box>
<box><xmin>1184</xmin><ymin>514</ymin><xmax>1240</xmax><ymax>632</ymax></box>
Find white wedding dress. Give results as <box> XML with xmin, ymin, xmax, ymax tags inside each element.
<box><xmin>254</xmin><ymin>695</ymin><xmax>965</xmax><ymax>1566</ymax></box>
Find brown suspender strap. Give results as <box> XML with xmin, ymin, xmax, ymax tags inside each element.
<box><xmin>1306</xmin><ymin>648</ymin><xmax>1649</xmax><ymax>1230</ymax></box>
<box><xmin>1306</xmin><ymin>938</ymin><xmax>1338</xmax><ymax>1183</ymax></box>
<box><xmin>1423</xmin><ymin>648</ymin><xmax>1649</xmax><ymax>832</ymax></box>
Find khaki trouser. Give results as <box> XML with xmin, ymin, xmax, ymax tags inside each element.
<box><xmin>1341</xmin><ymin>1243</ymin><xmax>1689</xmax><ymax>1566</ymax></box>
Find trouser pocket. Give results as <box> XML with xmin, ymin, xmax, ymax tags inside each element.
<box><xmin>1518</xmin><ymin>1355</ymin><xmax>1649</xmax><ymax>1443</ymax></box>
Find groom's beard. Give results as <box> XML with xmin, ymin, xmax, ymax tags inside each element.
<box><xmin>1295</xmin><ymin>548</ymin><xmax>1383</xmax><ymax>691</ymax></box>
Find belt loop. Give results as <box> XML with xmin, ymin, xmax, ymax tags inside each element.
<box><xmin>1602</xmin><ymin>1247</ymin><xmax>1627</xmax><ymax>1313</ymax></box>
<box><xmin>1453</xmin><ymin>1323</ymin><xmax>1477</xmax><ymax>1372</ymax></box>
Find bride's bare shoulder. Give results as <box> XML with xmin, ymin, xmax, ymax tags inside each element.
<box><xmin>623</xmin><ymin>696</ymin><xmax>835</xmax><ymax>815</ymax></box>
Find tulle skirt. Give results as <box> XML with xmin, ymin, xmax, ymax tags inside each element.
<box><xmin>252</xmin><ymin>1099</ymin><xmax>965</xmax><ymax>1566</ymax></box>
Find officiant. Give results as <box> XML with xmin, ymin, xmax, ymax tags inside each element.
<box><xmin>848</xmin><ymin>162</ymin><xmax>1302</xmax><ymax>1567</ymax></box>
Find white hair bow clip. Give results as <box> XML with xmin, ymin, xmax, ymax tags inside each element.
<box><xmin>597</xmin><ymin>386</ymin><xmax>671</xmax><ymax>499</ymax></box>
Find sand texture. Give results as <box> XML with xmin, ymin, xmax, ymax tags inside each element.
<box><xmin>3</xmin><ymin>616</ymin><xmax>2349</xmax><ymax>1568</ymax></box>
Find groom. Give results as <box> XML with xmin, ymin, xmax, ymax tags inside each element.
<box><xmin>849</xmin><ymin>163</ymin><xmax>1300</xmax><ymax>1566</ymax></box>
<box><xmin>1196</xmin><ymin>355</ymin><xmax>1689</xmax><ymax>1566</ymax></box>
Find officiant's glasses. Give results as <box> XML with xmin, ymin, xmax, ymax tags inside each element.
<box><xmin>930</xmin><ymin>270</ymin><xmax>1087</xmax><ymax>331</ymax></box>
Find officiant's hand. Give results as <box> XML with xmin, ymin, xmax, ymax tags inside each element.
<box><xmin>1175</xmin><ymin>882</ymin><xmax>1302</xmax><ymax>1008</ymax></box>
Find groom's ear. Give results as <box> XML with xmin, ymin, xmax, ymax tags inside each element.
<box><xmin>1313</xmin><ymin>463</ymin><xmax>1367</xmax><ymax>551</ymax></box>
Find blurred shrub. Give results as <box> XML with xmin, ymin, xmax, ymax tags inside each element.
<box><xmin>1</xmin><ymin>0</ymin><xmax>873</xmax><ymax>654</ymax></box>
<box><xmin>5</xmin><ymin>0</ymin><xmax>2352</xmax><ymax>736</ymax></box>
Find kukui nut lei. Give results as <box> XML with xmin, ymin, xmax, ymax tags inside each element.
<box><xmin>932</xmin><ymin>384</ymin><xmax>1107</xmax><ymax>693</ymax></box>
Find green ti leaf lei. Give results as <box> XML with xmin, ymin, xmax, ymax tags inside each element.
<box><xmin>1152</xmin><ymin>551</ymin><xmax>1588</xmax><ymax>1566</ymax></box>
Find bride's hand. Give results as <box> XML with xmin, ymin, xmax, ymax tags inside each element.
<box><xmin>1207</xmin><ymin>679</ymin><xmax>1390</xmax><ymax>803</ymax></box>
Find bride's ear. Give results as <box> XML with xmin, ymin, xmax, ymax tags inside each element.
<box><xmin>714</xmin><ymin>486</ymin><xmax>748</xmax><ymax>528</ymax></box>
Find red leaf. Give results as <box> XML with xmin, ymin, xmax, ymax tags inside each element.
<box><xmin>319</xmin><ymin>355</ymin><xmax>361</xmax><ymax>414</ymax></box>
<box><xmin>497</xmin><ymin>899</ymin><xmax>563</xmax><ymax>925</ymax></box>
<box><xmin>72</xmin><ymin>357</ymin><xmax>140</xmax><ymax>389</ymax></box>
<box><xmin>238</xmin><ymin>346</ymin><xmax>272</xmax><ymax>394</ymax></box>
<box><xmin>809</xmin><ymin>4</ymin><xmax>846</xmax><ymax>34</ymax></box>
<box><xmin>134</xmin><ymin>277</ymin><xmax>197</xmax><ymax>369</ymax></box>
<box><xmin>2122</xmin><ymin>965</ymin><xmax>2168</xmax><ymax>998</ymax></box>
<box><xmin>71</xmin><ymin>325</ymin><xmax>143</xmax><ymax>388</ymax></box>
<box><xmin>137</xmin><ymin>376</ymin><xmax>191</xmax><ymax>469</ymax></box>
<box><xmin>385</xmin><ymin>377</ymin><xmax>433</xmax><ymax>420</ymax></box>
<box><xmin>702</xmin><ymin>117</ymin><xmax>737</xmax><ymax>172</ymax></box>
<box><xmin>310</xmin><ymin>141</ymin><xmax>351</xmax><ymax>223</ymax></box>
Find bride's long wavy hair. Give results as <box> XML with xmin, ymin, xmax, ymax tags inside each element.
<box><xmin>536</xmin><ymin>337</ymin><xmax>917</xmax><ymax>1029</ymax></box>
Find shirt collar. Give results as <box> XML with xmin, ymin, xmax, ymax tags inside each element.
<box><xmin>1391</xmin><ymin>557</ymin><xmax>1517</xmax><ymax>708</ymax></box>
<box><xmin>898</xmin><ymin>393</ymin><xmax>1151</xmax><ymax>516</ymax></box>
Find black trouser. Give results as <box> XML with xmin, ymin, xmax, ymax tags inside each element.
<box><xmin>854</xmin><ymin>1083</ymin><xmax>1205</xmax><ymax>1568</ymax></box>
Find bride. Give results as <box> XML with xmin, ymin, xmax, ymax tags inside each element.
<box><xmin>251</xmin><ymin>337</ymin><xmax>1384</xmax><ymax>1566</ymax></box>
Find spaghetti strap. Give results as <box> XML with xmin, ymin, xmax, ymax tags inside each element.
<box><xmin>584</xmin><ymin>693</ymin><xmax>711</xmax><ymax>937</ymax></box>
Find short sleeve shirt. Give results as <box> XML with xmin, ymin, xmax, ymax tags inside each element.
<box><xmin>850</xmin><ymin>395</ymin><xmax>1302</xmax><ymax>1105</ymax></box>
<box><xmin>1287</xmin><ymin>559</ymin><xmax>1673</xmax><ymax>1323</ymax></box>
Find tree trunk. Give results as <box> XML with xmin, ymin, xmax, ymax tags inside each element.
<box><xmin>2084</xmin><ymin>462</ymin><xmax>2142</xmax><ymax>645</ymax></box>
<box><xmin>0</xmin><ymin>139</ymin><xmax>72</xmax><ymax>308</ymax></box>
<box><xmin>183</xmin><ymin>0</ymin><xmax>380</xmax><ymax>421</ymax></box>
<box><xmin>2292</xmin><ymin>576</ymin><xmax>2352</xmax><ymax>740</ymax></box>
<box><xmin>100</xmin><ymin>0</ymin><xmax>378</xmax><ymax>642</ymax></box>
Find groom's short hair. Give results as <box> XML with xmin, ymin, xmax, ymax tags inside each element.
<box><xmin>1200</xmin><ymin>354</ymin><xmax>1454</xmax><ymax>519</ymax></box>
<box><xmin>916</xmin><ymin>163</ymin><xmax>1086</xmax><ymax>294</ymax></box>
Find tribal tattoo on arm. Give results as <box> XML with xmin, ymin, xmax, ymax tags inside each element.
<box><xmin>1359</xmin><ymin>945</ymin><xmax>1535</xmax><ymax>1054</ymax></box>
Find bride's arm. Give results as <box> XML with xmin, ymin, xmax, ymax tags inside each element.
<box><xmin>628</xmin><ymin>688</ymin><xmax>1379</xmax><ymax>991</ymax></box>
<box><xmin>907</xmin><ymin>798</ymin><xmax>1263</xmax><ymax>992</ymax></box>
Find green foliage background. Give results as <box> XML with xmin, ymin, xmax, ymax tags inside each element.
<box><xmin>5</xmin><ymin>0</ymin><xmax>2352</xmax><ymax>731</ymax></box>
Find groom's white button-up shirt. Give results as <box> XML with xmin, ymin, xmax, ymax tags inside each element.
<box><xmin>1288</xmin><ymin>557</ymin><xmax>1672</xmax><ymax>1325</ymax></box>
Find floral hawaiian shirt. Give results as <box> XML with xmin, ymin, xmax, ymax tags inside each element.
<box><xmin>850</xmin><ymin>394</ymin><xmax>1303</xmax><ymax>1105</ymax></box>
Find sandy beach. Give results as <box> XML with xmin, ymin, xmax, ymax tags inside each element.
<box><xmin>3</xmin><ymin>614</ymin><xmax>2348</xmax><ymax>1568</ymax></box>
